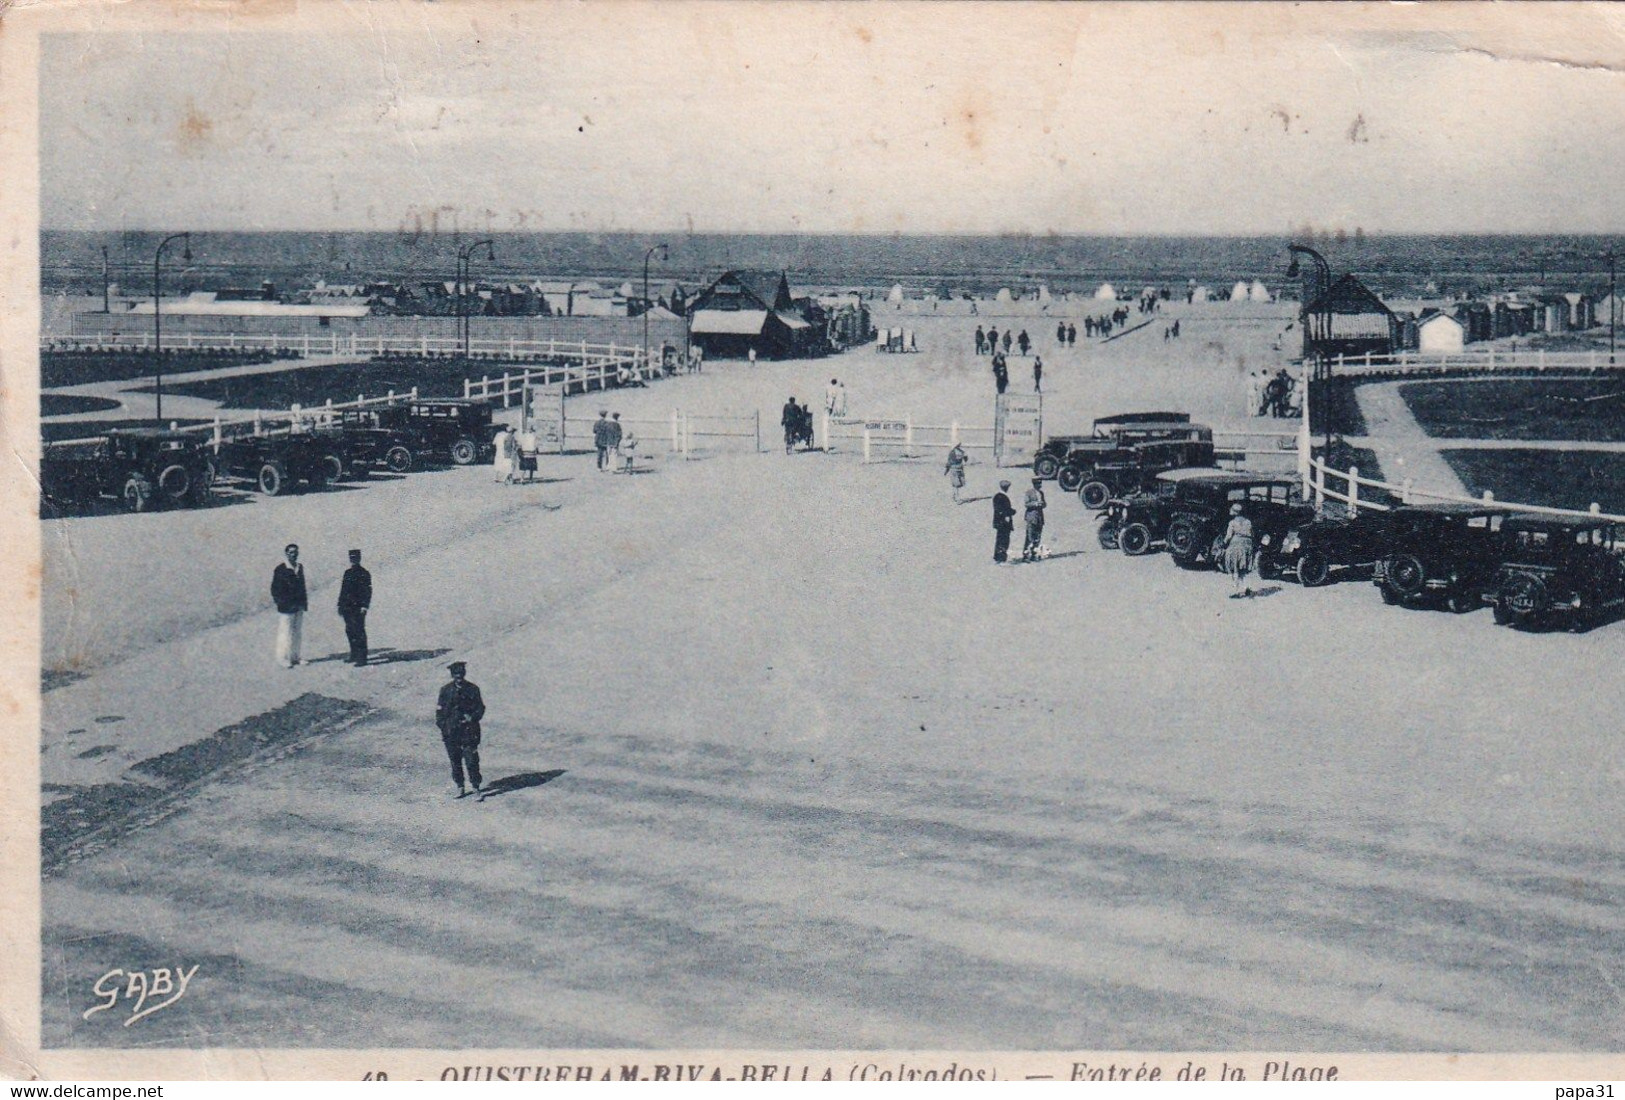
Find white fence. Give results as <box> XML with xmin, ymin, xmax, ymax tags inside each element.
<box><xmin>464</xmin><ymin>349</ymin><xmax>655</xmax><ymax>406</ymax></box>
<box><xmin>556</xmin><ymin>411</ymin><xmax>760</xmax><ymax>457</ymax></box>
<box><xmin>1328</xmin><ymin>348</ymin><xmax>1625</xmax><ymax>378</ymax></box>
<box><xmin>45</xmin><ymin>331</ymin><xmax>657</xmax><ymax>364</ymax></box>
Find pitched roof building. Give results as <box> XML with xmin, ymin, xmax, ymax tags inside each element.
<box><xmin>687</xmin><ymin>270</ymin><xmax>825</xmax><ymax>359</ymax></box>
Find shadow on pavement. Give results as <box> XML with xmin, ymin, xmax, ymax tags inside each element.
<box><xmin>479</xmin><ymin>769</ymin><xmax>567</xmax><ymax>800</ymax></box>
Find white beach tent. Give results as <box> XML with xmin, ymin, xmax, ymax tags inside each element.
<box><xmin>995</xmin><ymin>287</ymin><xmax>1013</xmax><ymax>303</ymax></box>
<box><xmin>887</xmin><ymin>284</ymin><xmax>905</xmax><ymax>303</ymax></box>
<box><xmin>1191</xmin><ymin>286</ymin><xmax>1211</xmax><ymax>302</ymax></box>
<box><xmin>1249</xmin><ymin>280</ymin><xmax>1272</xmax><ymax>302</ymax></box>
<box><xmin>1037</xmin><ymin>285</ymin><xmax>1052</xmax><ymax>304</ymax></box>
<box><xmin>1094</xmin><ymin>282</ymin><xmax>1117</xmax><ymax>300</ymax></box>
<box><xmin>1230</xmin><ymin>281</ymin><xmax>1250</xmax><ymax>301</ymax></box>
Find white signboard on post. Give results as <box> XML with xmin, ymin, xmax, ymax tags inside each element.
<box><xmin>994</xmin><ymin>393</ymin><xmax>1042</xmax><ymax>467</ymax></box>
<box><xmin>523</xmin><ymin>385</ymin><xmax>567</xmax><ymax>453</ymax></box>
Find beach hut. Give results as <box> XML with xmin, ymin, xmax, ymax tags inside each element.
<box><xmin>887</xmin><ymin>284</ymin><xmax>905</xmax><ymax>304</ymax></box>
<box><xmin>1249</xmin><ymin>280</ymin><xmax>1272</xmax><ymax>303</ymax></box>
<box><xmin>1190</xmin><ymin>285</ymin><xmax>1211</xmax><ymax>303</ymax></box>
<box><xmin>1230</xmin><ymin>281</ymin><xmax>1250</xmax><ymax>302</ymax></box>
<box><xmin>1416</xmin><ymin>311</ymin><xmax>1466</xmax><ymax>354</ymax></box>
<box><xmin>1093</xmin><ymin>282</ymin><xmax>1117</xmax><ymax>300</ymax></box>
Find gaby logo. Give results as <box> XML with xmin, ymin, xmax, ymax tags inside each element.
<box><xmin>83</xmin><ymin>964</ymin><xmax>201</xmax><ymax>1026</ymax></box>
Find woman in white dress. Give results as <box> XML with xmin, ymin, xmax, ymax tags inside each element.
<box><xmin>493</xmin><ymin>426</ymin><xmax>517</xmax><ymax>484</ymax></box>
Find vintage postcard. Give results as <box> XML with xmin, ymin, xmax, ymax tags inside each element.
<box><xmin>4</xmin><ymin>0</ymin><xmax>1625</xmax><ymax>1083</ymax></box>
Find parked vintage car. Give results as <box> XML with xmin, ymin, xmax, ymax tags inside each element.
<box><xmin>328</xmin><ymin>409</ymin><xmax>425</xmax><ymax>473</ymax></box>
<box><xmin>210</xmin><ymin>433</ymin><xmax>351</xmax><ymax>496</ymax></box>
<box><xmin>1162</xmin><ymin>473</ymin><xmax>1314</xmax><ymax>571</ymax></box>
<box><xmin>1372</xmin><ymin>503</ymin><xmax>1520</xmax><ymax>612</ymax></box>
<box><xmin>1031</xmin><ymin>411</ymin><xmax>1194</xmax><ymax>483</ymax></box>
<box><xmin>1074</xmin><ymin>436</ymin><xmax>1217</xmax><ymax>509</ymax></box>
<box><xmin>364</xmin><ymin>399</ymin><xmax>497</xmax><ymax>466</ymax></box>
<box><xmin>1278</xmin><ymin>508</ymin><xmax>1397</xmax><ymax>587</ymax></box>
<box><xmin>1485</xmin><ymin>516</ymin><xmax>1625</xmax><ymax>629</ymax></box>
<box><xmin>1096</xmin><ymin>469</ymin><xmax>1310</xmax><ymax>563</ymax></box>
<box><xmin>40</xmin><ymin>428</ymin><xmax>214</xmax><ymax>513</ymax></box>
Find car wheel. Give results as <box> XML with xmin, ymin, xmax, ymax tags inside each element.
<box><xmin>1119</xmin><ymin>522</ymin><xmax>1152</xmax><ymax>556</ymax></box>
<box><xmin>450</xmin><ymin>438</ymin><xmax>478</xmax><ymax>465</ymax></box>
<box><xmin>257</xmin><ymin>460</ymin><xmax>288</xmax><ymax>496</ymax></box>
<box><xmin>1033</xmin><ymin>454</ymin><xmax>1059</xmax><ymax>480</ymax></box>
<box><xmin>122</xmin><ymin>475</ymin><xmax>152</xmax><ymax>513</ymax></box>
<box><xmin>1097</xmin><ymin>521</ymin><xmax>1120</xmax><ymax>551</ymax></box>
<box><xmin>1379</xmin><ymin>583</ymin><xmax>1402</xmax><ymax>605</ymax></box>
<box><xmin>385</xmin><ymin>445</ymin><xmax>414</xmax><ymax>473</ymax></box>
<box><xmin>1080</xmin><ymin>480</ymin><xmax>1112</xmax><ymax>510</ymax></box>
<box><xmin>1492</xmin><ymin>601</ymin><xmax>1512</xmax><ymax>626</ymax></box>
<box><xmin>1165</xmin><ymin>516</ymin><xmax>1202</xmax><ymax>561</ymax></box>
<box><xmin>317</xmin><ymin>452</ymin><xmax>345</xmax><ymax>487</ymax></box>
<box><xmin>1445</xmin><ymin>591</ymin><xmax>1476</xmax><ymax>614</ymax></box>
<box><xmin>199</xmin><ymin>457</ymin><xmax>218</xmax><ymax>489</ymax></box>
<box><xmin>1385</xmin><ymin>553</ymin><xmax>1428</xmax><ymax>598</ymax></box>
<box><xmin>1296</xmin><ymin>549</ymin><xmax>1331</xmax><ymax>587</ymax></box>
<box><xmin>156</xmin><ymin>463</ymin><xmax>192</xmax><ymax>502</ymax></box>
<box><xmin>1057</xmin><ymin>466</ymin><xmax>1085</xmax><ymax>494</ymax></box>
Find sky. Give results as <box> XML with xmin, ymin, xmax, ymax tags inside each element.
<box><xmin>35</xmin><ymin>2</ymin><xmax>1625</xmax><ymax>235</ymax></box>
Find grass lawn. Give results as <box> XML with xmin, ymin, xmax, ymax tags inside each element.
<box><xmin>132</xmin><ymin>356</ymin><xmax>497</xmax><ymax>409</ymax></box>
<box><xmin>1308</xmin><ymin>377</ymin><xmax>1369</xmax><ymax>437</ymax></box>
<box><xmin>41</xmin><ymin>393</ymin><xmax>122</xmax><ymax>416</ymax></box>
<box><xmin>1402</xmin><ymin>377</ymin><xmax>1625</xmax><ymax>441</ymax></box>
<box><xmin>41</xmin><ymin>349</ymin><xmax>292</xmax><ymax>388</ymax></box>
<box><xmin>42</xmin><ymin>417</ymin><xmax>211</xmax><ymax>442</ymax></box>
<box><xmin>1318</xmin><ymin>441</ymin><xmax>1399</xmax><ymax>509</ymax></box>
<box><xmin>1442</xmin><ymin>449</ymin><xmax>1625</xmax><ymax>514</ymax></box>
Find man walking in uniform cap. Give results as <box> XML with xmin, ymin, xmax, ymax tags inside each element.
<box><xmin>436</xmin><ymin>661</ymin><xmax>486</xmax><ymax>798</ymax></box>
<box><xmin>992</xmin><ymin>481</ymin><xmax>1016</xmax><ymax>564</ymax></box>
<box><xmin>337</xmin><ymin>549</ymin><xmax>371</xmax><ymax>666</ymax></box>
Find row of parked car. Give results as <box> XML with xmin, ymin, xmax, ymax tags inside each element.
<box><xmin>1033</xmin><ymin>412</ymin><xmax>1625</xmax><ymax>632</ymax></box>
<box><xmin>40</xmin><ymin>399</ymin><xmax>498</xmax><ymax>514</ymax></box>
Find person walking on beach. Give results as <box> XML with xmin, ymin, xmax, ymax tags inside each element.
<box><xmin>592</xmin><ymin>409</ymin><xmax>613</xmax><ymax>471</ymax></box>
<box><xmin>975</xmin><ymin>326</ymin><xmax>987</xmax><ymax>356</ymax></box>
<box><xmin>1017</xmin><ymin>329</ymin><xmax>1031</xmax><ymax>356</ymax></box>
<box><xmin>1247</xmin><ymin>370</ymin><xmax>1264</xmax><ymax>417</ymax></box>
<box><xmin>1067</xmin><ymin>321</ymin><xmax>1078</xmax><ymax>345</ymax></box>
<box><xmin>436</xmin><ymin>661</ymin><xmax>486</xmax><ymax>798</ymax></box>
<box><xmin>1222</xmin><ymin>502</ymin><xmax>1256</xmax><ymax>598</ymax></box>
<box><xmin>337</xmin><ymin>548</ymin><xmax>371</xmax><ymax>666</ymax></box>
<box><xmin>517</xmin><ymin>421</ymin><xmax>539</xmax><ymax>484</ymax></box>
<box><xmin>1002</xmin><ymin>330</ymin><xmax>1013</xmax><ymax>354</ymax></box>
<box><xmin>1056</xmin><ymin>320</ymin><xmax>1067</xmax><ymax>345</ymax></box>
<box><xmin>944</xmin><ymin>442</ymin><xmax>968</xmax><ymax>504</ymax></box>
<box><xmin>992</xmin><ymin>480</ymin><xmax>1016</xmax><ymax>563</ymax></box>
<box><xmin>271</xmin><ymin>543</ymin><xmax>307</xmax><ymax>669</ymax></box>
<box><xmin>1021</xmin><ymin>478</ymin><xmax>1047</xmax><ymax>562</ymax></box>
<box><xmin>782</xmin><ymin>396</ymin><xmax>801</xmax><ymax>453</ymax></box>
<box><xmin>986</xmin><ymin>326</ymin><xmax>999</xmax><ymax>358</ymax></box>
<box><xmin>992</xmin><ymin>352</ymin><xmax>1009</xmax><ymax>395</ymax></box>
<box><xmin>826</xmin><ymin>378</ymin><xmax>842</xmax><ymax>416</ymax></box>
<box><xmin>1032</xmin><ymin>355</ymin><xmax>1043</xmax><ymax>393</ymax></box>
<box><xmin>493</xmin><ymin>425</ymin><xmax>517</xmax><ymax>484</ymax></box>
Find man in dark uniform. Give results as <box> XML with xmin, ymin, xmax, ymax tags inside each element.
<box><xmin>436</xmin><ymin>661</ymin><xmax>486</xmax><ymax>798</ymax></box>
<box><xmin>337</xmin><ymin>548</ymin><xmax>372</xmax><ymax>666</ymax></box>
<box><xmin>1022</xmin><ymin>476</ymin><xmax>1047</xmax><ymax>561</ymax></box>
<box><xmin>992</xmin><ymin>480</ymin><xmax>1016</xmax><ymax>563</ymax></box>
<box><xmin>781</xmin><ymin>396</ymin><xmax>800</xmax><ymax>453</ymax></box>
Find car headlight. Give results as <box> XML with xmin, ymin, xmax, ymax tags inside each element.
<box><xmin>1282</xmin><ymin>531</ymin><xmax>1300</xmax><ymax>553</ymax></box>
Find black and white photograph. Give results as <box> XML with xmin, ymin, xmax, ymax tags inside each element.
<box><xmin>6</xmin><ymin>0</ymin><xmax>1625</xmax><ymax>1082</ymax></box>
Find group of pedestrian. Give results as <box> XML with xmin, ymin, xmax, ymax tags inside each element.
<box><xmin>974</xmin><ymin>326</ymin><xmax>1040</xmax><ymax>358</ymax></box>
<box><xmin>988</xmin><ymin>478</ymin><xmax>1046</xmax><ymax>563</ymax></box>
<box><xmin>824</xmin><ymin>377</ymin><xmax>849</xmax><ymax>418</ymax></box>
<box><xmin>1162</xmin><ymin>320</ymin><xmax>1182</xmax><ymax>341</ymax></box>
<box><xmin>592</xmin><ymin>409</ymin><xmax>626</xmax><ymax>470</ymax></box>
<box><xmin>271</xmin><ymin>543</ymin><xmax>372</xmax><ymax>669</ymax></box>
<box><xmin>1247</xmin><ymin>368</ymin><xmax>1299</xmax><ymax>418</ymax></box>
<box><xmin>491</xmin><ymin>422</ymin><xmax>542</xmax><ymax>485</ymax></box>
<box><xmin>781</xmin><ymin>396</ymin><xmax>815</xmax><ymax>452</ymax></box>
<box><xmin>1055</xmin><ymin>321</ymin><xmax>1078</xmax><ymax>346</ymax></box>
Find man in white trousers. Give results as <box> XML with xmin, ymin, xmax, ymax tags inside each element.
<box><xmin>271</xmin><ymin>543</ymin><xmax>308</xmax><ymax>668</ymax></box>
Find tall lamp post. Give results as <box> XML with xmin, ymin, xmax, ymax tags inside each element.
<box><xmin>457</xmin><ymin>239</ymin><xmax>495</xmax><ymax>360</ymax></box>
<box><xmin>1608</xmin><ymin>249</ymin><xmax>1616</xmax><ymax>366</ymax></box>
<box><xmin>152</xmin><ymin>232</ymin><xmax>192</xmax><ymax>425</ymax></box>
<box><xmin>642</xmin><ymin>242</ymin><xmax>668</xmax><ymax>373</ymax></box>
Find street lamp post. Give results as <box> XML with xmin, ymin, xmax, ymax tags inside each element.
<box><xmin>101</xmin><ymin>245</ymin><xmax>111</xmax><ymax>313</ymax></box>
<box><xmin>643</xmin><ymin>242</ymin><xmax>668</xmax><ymax>374</ymax></box>
<box><xmin>1609</xmin><ymin>249</ymin><xmax>1616</xmax><ymax>366</ymax></box>
<box><xmin>456</xmin><ymin>240</ymin><xmax>495</xmax><ymax>360</ymax></box>
<box><xmin>152</xmin><ymin>232</ymin><xmax>192</xmax><ymax>425</ymax></box>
